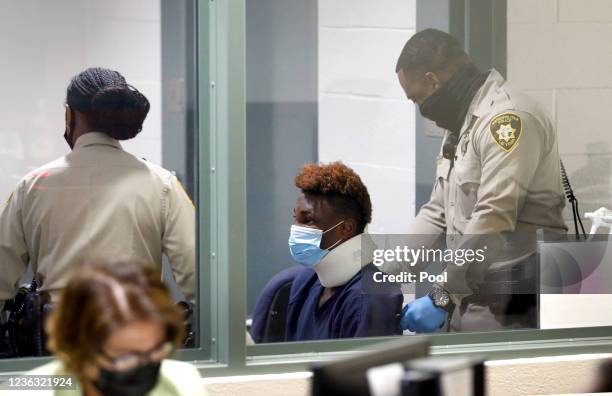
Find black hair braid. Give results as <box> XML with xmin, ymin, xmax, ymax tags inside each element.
<box><xmin>66</xmin><ymin>67</ymin><xmax>150</xmax><ymax>140</ymax></box>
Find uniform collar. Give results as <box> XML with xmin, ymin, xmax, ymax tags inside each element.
<box><xmin>73</xmin><ymin>132</ymin><xmax>122</xmax><ymax>151</ymax></box>
<box><xmin>468</xmin><ymin>69</ymin><xmax>505</xmax><ymax>120</ymax></box>
<box><xmin>451</xmin><ymin>69</ymin><xmax>504</xmax><ymax>136</ymax></box>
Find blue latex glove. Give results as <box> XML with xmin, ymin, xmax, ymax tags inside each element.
<box><xmin>400</xmin><ymin>295</ymin><xmax>447</xmax><ymax>333</ymax></box>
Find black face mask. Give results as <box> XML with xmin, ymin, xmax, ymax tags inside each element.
<box><xmin>63</xmin><ymin>130</ymin><xmax>73</xmax><ymax>149</ymax></box>
<box><xmin>64</xmin><ymin>108</ymin><xmax>76</xmax><ymax>150</ymax></box>
<box><xmin>93</xmin><ymin>361</ymin><xmax>161</xmax><ymax>396</ymax></box>
<box><xmin>418</xmin><ymin>64</ymin><xmax>489</xmax><ymax>135</ymax></box>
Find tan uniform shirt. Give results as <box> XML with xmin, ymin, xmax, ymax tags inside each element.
<box><xmin>411</xmin><ymin>69</ymin><xmax>567</xmax><ymax>295</ymax></box>
<box><xmin>0</xmin><ymin>132</ymin><xmax>196</xmax><ymax>302</ymax></box>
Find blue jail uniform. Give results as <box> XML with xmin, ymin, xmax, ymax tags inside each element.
<box><xmin>285</xmin><ymin>264</ymin><xmax>403</xmax><ymax>341</ymax></box>
<box><xmin>250</xmin><ymin>266</ymin><xmax>301</xmax><ymax>343</ymax></box>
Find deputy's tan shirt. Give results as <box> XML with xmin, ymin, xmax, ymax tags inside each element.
<box><xmin>408</xmin><ymin>69</ymin><xmax>567</xmax><ymax>295</ymax></box>
<box><xmin>0</xmin><ymin>132</ymin><xmax>196</xmax><ymax>302</ymax></box>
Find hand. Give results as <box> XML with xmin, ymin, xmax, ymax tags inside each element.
<box><xmin>400</xmin><ymin>295</ymin><xmax>447</xmax><ymax>333</ymax></box>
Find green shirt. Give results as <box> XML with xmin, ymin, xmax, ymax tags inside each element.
<box><xmin>0</xmin><ymin>359</ymin><xmax>207</xmax><ymax>396</ymax></box>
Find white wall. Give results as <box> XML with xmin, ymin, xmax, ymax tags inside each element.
<box><xmin>0</xmin><ymin>0</ymin><xmax>161</xmax><ymax>203</ymax></box>
<box><xmin>318</xmin><ymin>0</ymin><xmax>417</xmax><ymax>234</ymax></box>
<box><xmin>507</xmin><ymin>0</ymin><xmax>612</xmax><ymax>229</ymax></box>
<box><xmin>507</xmin><ymin>0</ymin><xmax>612</xmax><ymax>330</ymax></box>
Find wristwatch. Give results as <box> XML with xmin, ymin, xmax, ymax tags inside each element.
<box><xmin>428</xmin><ymin>284</ymin><xmax>454</xmax><ymax>312</ymax></box>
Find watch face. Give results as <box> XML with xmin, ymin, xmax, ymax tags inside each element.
<box><xmin>435</xmin><ymin>292</ymin><xmax>450</xmax><ymax>307</ymax></box>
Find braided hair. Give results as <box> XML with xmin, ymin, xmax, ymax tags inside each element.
<box><xmin>66</xmin><ymin>67</ymin><xmax>150</xmax><ymax>140</ymax></box>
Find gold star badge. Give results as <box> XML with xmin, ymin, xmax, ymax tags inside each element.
<box><xmin>490</xmin><ymin>113</ymin><xmax>522</xmax><ymax>152</ymax></box>
<box><xmin>497</xmin><ymin>124</ymin><xmax>516</xmax><ymax>142</ymax></box>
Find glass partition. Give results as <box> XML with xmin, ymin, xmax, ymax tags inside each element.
<box><xmin>245</xmin><ymin>0</ymin><xmax>612</xmax><ymax>347</ymax></box>
<box><xmin>0</xmin><ymin>0</ymin><xmax>200</xmax><ymax>359</ymax></box>
<box><xmin>2</xmin><ymin>0</ymin><xmax>612</xmax><ymax>376</ymax></box>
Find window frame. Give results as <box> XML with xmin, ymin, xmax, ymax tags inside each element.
<box><xmin>1</xmin><ymin>0</ymin><xmax>612</xmax><ymax>379</ymax></box>
<box><xmin>208</xmin><ymin>0</ymin><xmax>612</xmax><ymax>377</ymax></box>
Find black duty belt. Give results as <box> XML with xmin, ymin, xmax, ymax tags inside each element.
<box><xmin>476</xmin><ymin>255</ymin><xmax>538</xmax><ymax>296</ymax></box>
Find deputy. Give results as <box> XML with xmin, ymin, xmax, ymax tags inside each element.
<box><xmin>0</xmin><ymin>67</ymin><xmax>196</xmax><ymax>306</ymax></box>
<box><xmin>390</xmin><ymin>29</ymin><xmax>567</xmax><ymax>332</ymax></box>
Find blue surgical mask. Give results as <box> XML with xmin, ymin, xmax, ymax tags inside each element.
<box><xmin>288</xmin><ymin>220</ymin><xmax>344</xmax><ymax>267</ymax></box>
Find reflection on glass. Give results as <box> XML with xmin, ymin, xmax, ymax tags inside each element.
<box><xmin>0</xmin><ymin>0</ymin><xmax>197</xmax><ymax>357</ymax></box>
<box><xmin>247</xmin><ymin>0</ymin><xmax>612</xmax><ymax>343</ymax></box>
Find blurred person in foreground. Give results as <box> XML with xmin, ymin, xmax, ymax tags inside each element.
<box><xmin>16</xmin><ymin>261</ymin><xmax>206</xmax><ymax>396</ymax></box>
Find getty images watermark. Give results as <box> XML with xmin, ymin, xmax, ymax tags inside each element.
<box><xmin>369</xmin><ymin>245</ymin><xmax>488</xmax><ymax>284</ymax></box>
<box><xmin>362</xmin><ymin>232</ymin><xmax>612</xmax><ymax>295</ymax></box>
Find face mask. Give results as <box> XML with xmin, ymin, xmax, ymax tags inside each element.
<box><xmin>288</xmin><ymin>220</ymin><xmax>344</xmax><ymax>267</ymax></box>
<box><xmin>418</xmin><ymin>64</ymin><xmax>489</xmax><ymax>134</ymax></box>
<box><xmin>63</xmin><ymin>130</ymin><xmax>73</xmax><ymax>149</ymax></box>
<box><xmin>93</xmin><ymin>361</ymin><xmax>161</xmax><ymax>396</ymax></box>
<box><xmin>64</xmin><ymin>106</ymin><xmax>75</xmax><ymax>149</ymax></box>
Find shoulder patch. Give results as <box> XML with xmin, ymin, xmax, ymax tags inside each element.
<box><xmin>175</xmin><ymin>177</ymin><xmax>195</xmax><ymax>208</ymax></box>
<box><xmin>489</xmin><ymin>113</ymin><xmax>522</xmax><ymax>153</ymax></box>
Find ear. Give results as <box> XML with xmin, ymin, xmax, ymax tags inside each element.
<box><xmin>340</xmin><ymin>218</ymin><xmax>358</xmax><ymax>239</ymax></box>
<box><xmin>65</xmin><ymin>106</ymin><xmax>71</xmax><ymax>128</ymax></box>
<box><xmin>66</xmin><ymin>105</ymin><xmax>77</xmax><ymax>133</ymax></box>
<box><xmin>424</xmin><ymin>71</ymin><xmax>441</xmax><ymax>90</ymax></box>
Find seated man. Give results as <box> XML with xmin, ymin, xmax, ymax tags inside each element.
<box><xmin>285</xmin><ymin>161</ymin><xmax>402</xmax><ymax>341</ymax></box>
